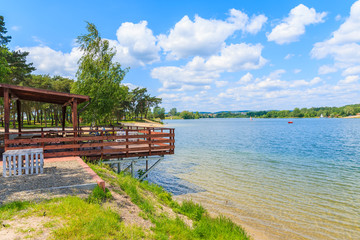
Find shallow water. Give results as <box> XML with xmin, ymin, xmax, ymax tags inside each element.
<box><xmin>147</xmin><ymin>118</ymin><xmax>360</xmax><ymax>239</ymax></box>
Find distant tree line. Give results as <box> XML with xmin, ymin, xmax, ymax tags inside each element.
<box><xmin>167</xmin><ymin>105</ymin><xmax>360</xmax><ymax>119</ymax></box>
<box><xmin>0</xmin><ymin>17</ymin><xmax>164</xmax><ymax>127</ymax></box>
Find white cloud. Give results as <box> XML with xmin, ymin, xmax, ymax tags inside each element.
<box><xmin>290</xmin><ymin>77</ymin><xmax>321</xmax><ymax>87</ymax></box>
<box><xmin>318</xmin><ymin>65</ymin><xmax>338</xmax><ymax>75</ymax></box>
<box><xmin>268</xmin><ymin>69</ymin><xmax>286</xmax><ymax>79</ymax></box>
<box><xmin>110</xmin><ymin>21</ymin><xmax>160</xmax><ymax>67</ymax></box>
<box><xmin>215</xmin><ymin>81</ymin><xmax>228</xmax><ymax>87</ymax></box>
<box><xmin>11</xmin><ymin>26</ymin><xmax>20</xmax><ymax>31</ymax></box>
<box><xmin>245</xmin><ymin>14</ymin><xmax>268</xmax><ymax>34</ymax></box>
<box><xmin>339</xmin><ymin>75</ymin><xmax>359</xmax><ymax>84</ymax></box>
<box><xmin>310</xmin><ymin>76</ymin><xmax>322</xmax><ymax>85</ymax></box>
<box><xmin>158</xmin><ymin>92</ymin><xmax>186</xmax><ymax>102</ymax></box>
<box><xmin>284</xmin><ymin>53</ymin><xmax>294</xmax><ymax>60</ymax></box>
<box><xmin>151</xmin><ymin>65</ymin><xmax>217</xmax><ymax>92</ymax></box>
<box><xmin>151</xmin><ymin>43</ymin><xmax>266</xmax><ymax>91</ymax></box>
<box><xmin>123</xmin><ymin>83</ymin><xmax>138</xmax><ymax>90</ymax></box>
<box><xmin>312</xmin><ymin>1</ymin><xmax>360</xmax><ymax>76</ymax></box>
<box><xmin>215</xmin><ymin>70</ymin><xmax>360</xmax><ymax>110</ymax></box>
<box><xmin>294</xmin><ymin>69</ymin><xmax>301</xmax><ymax>74</ymax></box>
<box><xmin>238</xmin><ymin>72</ymin><xmax>253</xmax><ymax>84</ymax></box>
<box><xmin>335</xmin><ymin>14</ymin><xmax>342</xmax><ymax>21</ymax></box>
<box><xmin>18</xmin><ymin>21</ymin><xmax>161</xmax><ymax>77</ymax></box>
<box><xmin>18</xmin><ymin>46</ymin><xmax>82</xmax><ymax>78</ymax></box>
<box><xmin>204</xmin><ymin>43</ymin><xmax>267</xmax><ymax>72</ymax></box>
<box><xmin>342</xmin><ymin>65</ymin><xmax>360</xmax><ymax>76</ymax></box>
<box><xmin>267</xmin><ymin>4</ymin><xmax>327</xmax><ymax>44</ymax></box>
<box><xmin>220</xmin><ymin>70</ymin><xmax>323</xmax><ymax>102</ymax></box>
<box><xmin>158</xmin><ymin>9</ymin><xmax>267</xmax><ymax>59</ymax></box>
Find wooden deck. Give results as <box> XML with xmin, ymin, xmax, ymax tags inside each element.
<box><xmin>3</xmin><ymin>126</ymin><xmax>175</xmax><ymax>160</ymax></box>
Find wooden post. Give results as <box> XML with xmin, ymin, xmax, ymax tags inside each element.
<box><xmin>41</xmin><ymin>127</ymin><xmax>44</xmax><ymax>149</ymax></box>
<box><xmin>16</xmin><ymin>100</ymin><xmax>21</xmax><ymax>134</ymax></box>
<box><xmin>4</xmin><ymin>88</ymin><xmax>10</xmax><ymax>149</ymax></box>
<box><xmin>72</xmin><ymin>99</ymin><xmax>78</xmax><ymax>154</ymax></box>
<box><xmin>126</xmin><ymin>129</ymin><xmax>129</xmax><ymax>158</ymax></box>
<box><xmin>131</xmin><ymin>160</ymin><xmax>134</xmax><ymax>177</ymax></box>
<box><xmin>100</xmin><ymin>131</ymin><xmax>104</xmax><ymax>159</ymax></box>
<box><xmin>72</xmin><ymin>99</ymin><xmax>78</xmax><ymax>136</ymax></box>
<box><xmin>62</xmin><ymin>106</ymin><xmax>66</xmax><ymax>133</ymax></box>
<box><xmin>117</xmin><ymin>160</ymin><xmax>121</xmax><ymax>174</ymax></box>
<box><xmin>148</xmin><ymin>129</ymin><xmax>152</xmax><ymax>156</ymax></box>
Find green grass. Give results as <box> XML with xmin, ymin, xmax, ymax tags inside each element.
<box><xmin>0</xmin><ymin>201</ymin><xmax>33</xmax><ymax>220</ymax></box>
<box><xmin>0</xmin><ymin>188</ymin><xmax>145</xmax><ymax>240</ymax></box>
<box><xmin>90</xmin><ymin>164</ymin><xmax>250</xmax><ymax>240</ymax></box>
<box><xmin>1</xmin><ymin>164</ymin><xmax>250</xmax><ymax>240</ymax></box>
<box><xmin>87</xmin><ymin>185</ymin><xmax>112</xmax><ymax>204</ymax></box>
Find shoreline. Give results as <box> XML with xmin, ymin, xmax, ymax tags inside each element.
<box><xmin>165</xmin><ymin>116</ymin><xmax>360</xmax><ymax>120</ymax></box>
<box><xmin>343</xmin><ymin>115</ymin><xmax>360</xmax><ymax>118</ymax></box>
<box><xmin>174</xmin><ymin>194</ymin><xmax>270</xmax><ymax>240</ymax></box>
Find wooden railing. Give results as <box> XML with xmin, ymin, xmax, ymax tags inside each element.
<box><xmin>3</xmin><ymin>126</ymin><xmax>175</xmax><ymax>160</ymax></box>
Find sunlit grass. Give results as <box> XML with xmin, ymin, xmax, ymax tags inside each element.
<box><xmin>91</xmin><ymin>163</ymin><xmax>250</xmax><ymax>240</ymax></box>
<box><xmin>0</xmin><ymin>190</ymin><xmax>145</xmax><ymax>240</ymax></box>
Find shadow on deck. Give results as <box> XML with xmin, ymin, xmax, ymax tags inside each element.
<box><xmin>0</xmin><ymin>157</ymin><xmax>103</xmax><ymax>204</ymax></box>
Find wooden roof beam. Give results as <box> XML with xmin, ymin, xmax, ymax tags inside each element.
<box><xmin>9</xmin><ymin>90</ymin><xmax>19</xmax><ymax>100</ymax></box>
<box><xmin>63</xmin><ymin>98</ymin><xmax>74</xmax><ymax>107</ymax></box>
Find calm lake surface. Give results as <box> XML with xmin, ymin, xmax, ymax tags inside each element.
<box><xmin>147</xmin><ymin>118</ymin><xmax>360</xmax><ymax>240</ymax></box>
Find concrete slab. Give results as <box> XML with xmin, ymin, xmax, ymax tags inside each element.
<box><xmin>0</xmin><ymin>156</ymin><xmax>105</xmax><ymax>204</ymax></box>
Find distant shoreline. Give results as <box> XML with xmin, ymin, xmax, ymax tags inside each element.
<box><xmin>165</xmin><ymin>116</ymin><xmax>360</xmax><ymax>120</ymax></box>
<box><xmin>343</xmin><ymin>115</ymin><xmax>360</xmax><ymax>118</ymax></box>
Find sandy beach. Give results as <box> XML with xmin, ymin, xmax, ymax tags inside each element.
<box><xmin>343</xmin><ymin>115</ymin><xmax>360</xmax><ymax>118</ymax></box>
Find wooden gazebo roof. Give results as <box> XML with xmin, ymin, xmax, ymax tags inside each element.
<box><xmin>1</xmin><ymin>83</ymin><xmax>90</xmax><ymax>134</ymax></box>
<box><xmin>0</xmin><ymin>83</ymin><xmax>90</xmax><ymax>105</ymax></box>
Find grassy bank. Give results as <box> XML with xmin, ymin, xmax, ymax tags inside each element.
<box><xmin>0</xmin><ymin>164</ymin><xmax>250</xmax><ymax>240</ymax></box>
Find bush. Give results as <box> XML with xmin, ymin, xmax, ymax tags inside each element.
<box><xmin>87</xmin><ymin>186</ymin><xmax>112</xmax><ymax>204</ymax></box>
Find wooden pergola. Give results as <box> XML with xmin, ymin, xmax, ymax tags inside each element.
<box><xmin>0</xmin><ymin>83</ymin><xmax>90</xmax><ymax>138</ymax></box>
<box><xmin>0</xmin><ymin>84</ymin><xmax>175</xmax><ymax>161</ymax></box>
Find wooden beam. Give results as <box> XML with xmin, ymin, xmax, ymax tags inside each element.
<box><xmin>16</xmin><ymin>99</ymin><xmax>21</xmax><ymax>133</ymax></box>
<box><xmin>4</xmin><ymin>88</ymin><xmax>10</xmax><ymax>141</ymax></box>
<box><xmin>62</xmin><ymin>106</ymin><xmax>66</xmax><ymax>132</ymax></box>
<box><xmin>72</xmin><ymin>99</ymin><xmax>78</xmax><ymax>133</ymax></box>
<box><xmin>62</xmin><ymin>98</ymin><xmax>74</xmax><ymax>107</ymax></box>
<box><xmin>10</xmin><ymin>91</ymin><xmax>19</xmax><ymax>100</ymax></box>
<box><xmin>72</xmin><ymin>99</ymin><xmax>78</xmax><ymax>152</ymax></box>
<box><xmin>0</xmin><ymin>83</ymin><xmax>90</xmax><ymax>105</ymax></box>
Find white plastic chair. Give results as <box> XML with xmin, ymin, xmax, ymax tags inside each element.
<box><xmin>115</xmin><ymin>131</ymin><xmax>126</xmax><ymax>142</ymax></box>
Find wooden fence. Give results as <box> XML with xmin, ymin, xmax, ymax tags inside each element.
<box><xmin>3</xmin><ymin>126</ymin><xmax>175</xmax><ymax>160</ymax></box>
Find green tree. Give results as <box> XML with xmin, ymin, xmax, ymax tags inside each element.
<box><xmin>153</xmin><ymin>106</ymin><xmax>165</xmax><ymax>120</ymax></box>
<box><xmin>72</xmin><ymin>22</ymin><xmax>128</xmax><ymax>124</ymax></box>
<box><xmin>0</xmin><ymin>16</ymin><xmax>12</xmax><ymax>82</ymax></box>
<box><xmin>0</xmin><ymin>16</ymin><xmax>35</xmax><ymax>84</ymax></box>
<box><xmin>169</xmin><ymin>108</ymin><xmax>177</xmax><ymax>116</ymax></box>
<box><xmin>180</xmin><ymin>111</ymin><xmax>194</xmax><ymax>119</ymax></box>
<box><xmin>144</xmin><ymin>95</ymin><xmax>161</xmax><ymax>119</ymax></box>
<box><xmin>194</xmin><ymin>111</ymin><xmax>200</xmax><ymax>119</ymax></box>
<box><xmin>6</xmin><ymin>50</ymin><xmax>35</xmax><ymax>84</ymax></box>
<box><xmin>343</xmin><ymin>106</ymin><xmax>355</xmax><ymax>116</ymax></box>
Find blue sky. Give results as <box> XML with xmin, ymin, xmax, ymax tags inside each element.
<box><xmin>2</xmin><ymin>0</ymin><xmax>360</xmax><ymax>111</ymax></box>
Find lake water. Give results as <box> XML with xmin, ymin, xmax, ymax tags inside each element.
<box><xmin>147</xmin><ymin>118</ymin><xmax>360</xmax><ymax>240</ymax></box>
